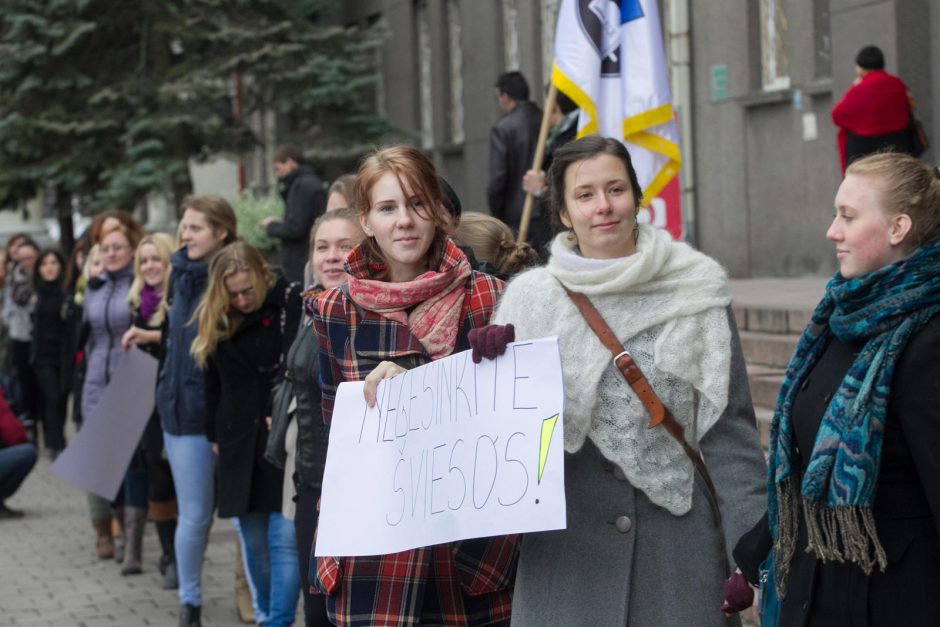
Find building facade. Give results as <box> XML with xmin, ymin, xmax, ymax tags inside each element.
<box><xmin>342</xmin><ymin>0</ymin><xmax>938</xmax><ymax>277</ymax></box>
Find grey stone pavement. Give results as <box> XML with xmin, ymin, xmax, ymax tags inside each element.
<box><xmin>1</xmin><ymin>446</ymin><xmax>251</xmax><ymax>626</ymax></box>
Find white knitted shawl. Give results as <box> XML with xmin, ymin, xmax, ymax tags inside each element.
<box><xmin>493</xmin><ymin>225</ymin><xmax>732</xmax><ymax>514</ymax></box>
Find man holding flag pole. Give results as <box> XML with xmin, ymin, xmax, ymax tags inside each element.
<box><xmin>517</xmin><ymin>0</ymin><xmax>683</xmax><ymax>244</ymax></box>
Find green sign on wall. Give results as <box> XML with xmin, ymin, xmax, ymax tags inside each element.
<box><xmin>711</xmin><ymin>64</ymin><xmax>728</xmax><ymax>102</ymax></box>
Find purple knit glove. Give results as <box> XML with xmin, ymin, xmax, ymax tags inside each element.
<box><xmin>720</xmin><ymin>571</ymin><xmax>754</xmax><ymax>614</ymax></box>
<box><xmin>468</xmin><ymin>324</ymin><xmax>515</xmax><ymax>363</ymax></box>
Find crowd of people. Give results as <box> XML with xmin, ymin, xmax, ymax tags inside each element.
<box><xmin>0</xmin><ymin>119</ymin><xmax>938</xmax><ymax>627</ymax></box>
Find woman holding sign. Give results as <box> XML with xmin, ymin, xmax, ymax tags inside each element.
<box><xmin>475</xmin><ymin>135</ymin><xmax>767</xmax><ymax>626</ymax></box>
<box><xmin>310</xmin><ymin>145</ymin><xmax>517</xmax><ymax>626</ymax></box>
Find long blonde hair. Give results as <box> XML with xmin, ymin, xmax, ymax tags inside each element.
<box><xmin>127</xmin><ymin>233</ymin><xmax>175</xmax><ymax>326</ymax></box>
<box><xmin>190</xmin><ymin>241</ymin><xmax>275</xmax><ymax>367</ymax></box>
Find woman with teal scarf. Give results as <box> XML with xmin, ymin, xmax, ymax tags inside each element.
<box><xmin>728</xmin><ymin>153</ymin><xmax>940</xmax><ymax>625</ymax></box>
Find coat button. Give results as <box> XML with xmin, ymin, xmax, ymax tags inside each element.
<box><xmin>613</xmin><ymin>467</ymin><xmax>627</xmax><ymax>481</ymax></box>
<box><xmin>615</xmin><ymin>516</ymin><xmax>633</xmax><ymax>533</ymax></box>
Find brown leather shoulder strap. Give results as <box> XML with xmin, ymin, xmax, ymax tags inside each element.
<box><xmin>561</xmin><ymin>284</ymin><xmax>723</xmax><ymax>527</ymax></box>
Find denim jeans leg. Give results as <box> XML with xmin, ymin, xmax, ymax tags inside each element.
<box><xmin>266</xmin><ymin>513</ymin><xmax>300</xmax><ymax>627</ymax></box>
<box><xmin>232</xmin><ymin>517</ymin><xmax>262</xmax><ymax>621</ymax></box>
<box><xmin>236</xmin><ymin>512</ymin><xmax>272</xmax><ymax>624</ymax></box>
<box><xmin>163</xmin><ymin>432</ymin><xmax>214</xmax><ymax>607</ymax></box>
<box><xmin>0</xmin><ymin>443</ymin><xmax>37</xmax><ymax>501</ymax></box>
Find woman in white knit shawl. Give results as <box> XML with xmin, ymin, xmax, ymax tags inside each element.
<box><xmin>482</xmin><ymin>136</ymin><xmax>767</xmax><ymax>626</ymax></box>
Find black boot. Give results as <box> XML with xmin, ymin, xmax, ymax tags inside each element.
<box><xmin>120</xmin><ymin>506</ymin><xmax>146</xmax><ymax>575</ymax></box>
<box><xmin>179</xmin><ymin>603</ymin><xmax>201</xmax><ymax>627</ymax></box>
<box><xmin>156</xmin><ymin>519</ymin><xmax>178</xmax><ymax>589</ymax></box>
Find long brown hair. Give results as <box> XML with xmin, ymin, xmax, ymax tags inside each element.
<box><xmin>190</xmin><ymin>241</ymin><xmax>274</xmax><ymax>367</ymax></box>
<box><xmin>353</xmin><ymin>145</ymin><xmax>449</xmax><ymax>280</ymax></box>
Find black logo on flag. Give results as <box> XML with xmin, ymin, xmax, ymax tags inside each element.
<box><xmin>576</xmin><ymin>0</ymin><xmax>645</xmax><ymax>77</ymax></box>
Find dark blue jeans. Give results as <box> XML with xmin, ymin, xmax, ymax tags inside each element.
<box><xmin>0</xmin><ymin>443</ymin><xmax>37</xmax><ymax>502</ymax></box>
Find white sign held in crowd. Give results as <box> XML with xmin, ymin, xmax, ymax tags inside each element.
<box><xmin>315</xmin><ymin>337</ymin><xmax>566</xmax><ymax>557</ymax></box>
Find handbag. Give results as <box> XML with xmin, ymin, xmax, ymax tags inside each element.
<box><xmin>560</xmin><ymin>284</ymin><xmax>724</xmax><ymax>528</ymax></box>
<box><xmin>758</xmin><ymin>550</ymin><xmax>781</xmax><ymax>627</ymax></box>
<box><xmin>909</xmin><ymin>110</ymin><xmax>929</xmax><ymax>157</ymax></box>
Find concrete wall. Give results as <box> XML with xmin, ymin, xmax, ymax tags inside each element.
<box><xmin>343</xmin><ymin>0</ymin><xmax>550</xmax><ymax>216</ymax></box>
<box><xmin>341</xmin><ymin>0</ymin><xmax>938</xmax><ymax>277</ymax></box>
<box><xmin>692</xmin><ymin>0</ymin><xmax>937</xmax><ymax>277</ymax></box>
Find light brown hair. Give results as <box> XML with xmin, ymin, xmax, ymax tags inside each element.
<box><xmin>454</xmin><ymin>213</ymin><xmax>538</xmax><ymax>276</ymax></box>
<box><xmin>846</xmin><ymin>152</ymin><xmax>940</xmax><ymax>248</ymax></box>
<box><xmin>179</xmin><ymin>195</ymin><xmax>238</xmax><ymax>246</ymax></box>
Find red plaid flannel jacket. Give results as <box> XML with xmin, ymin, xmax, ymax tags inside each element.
<box><xmin>310</xmin><ymin>241</ymin><xmax>518</xmax><ymax>626</ymax></box>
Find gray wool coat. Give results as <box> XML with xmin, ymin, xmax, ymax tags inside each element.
<box><xmin>510</xmin><ymin>310</ymin><xmax>766</xmax><ymax>627</ymax></box>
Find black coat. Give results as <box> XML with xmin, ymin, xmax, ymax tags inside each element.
<box><xmin>205</xmin><ymin>277</ymin><xmax>303</xmax><ymax>518</ymax></box>
<box><xmin>267</xmin><ymin>165</ymin><xmax>326</xmax><ymax>283</ymax></box>
<box><xmin>31</xmin><ymin>281</ymin><xmax>66</xmax><ymax>368</ymax></box>
<box><xmin>734</xmin><ymin>315</ymin><xmax>940</xmax><ymax>626</ymax></box>
<box><xmin>486</xmin><ymin>100</ymin><xmax>542</xmax><ymax>228</ymax></box>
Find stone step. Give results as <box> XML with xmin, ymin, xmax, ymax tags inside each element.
<box><xmin>747</xmin><ymin>364</ymin><xmax>785</xmax><ymax>410</ymax></box>
<box><xmin>729</xmin><ymin>277</ymin><xmax>826</xmax><ymax>335</ymax></box>
<box><xmin>739</xmin><ymin>330</ymin><xmax>799</xmax><ymax>368</ymax></box>
<box><xmin>733</xmin><ymin>304</ymin><xmax>812</xmax><ymax>335</ymax></box>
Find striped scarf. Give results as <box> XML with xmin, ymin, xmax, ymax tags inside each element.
<box><xmin>768</xmin><ymin>240</ymin><xmax>940</xmax><ymax>593</ymax></box>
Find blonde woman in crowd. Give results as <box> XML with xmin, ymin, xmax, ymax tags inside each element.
<box><xmin>265</xmin><ymin>208</ymin><xmax>365</xmax><ymax>627</ymax></box>
<box><xmin>121</xmin><ymin>232</ymin><xmax>180</xmax><ymax>589</ymax></box>
<box><xmin>192</xmin><ymin>241</ymin><xmax>303</xmax><ymax>627</ymax></box>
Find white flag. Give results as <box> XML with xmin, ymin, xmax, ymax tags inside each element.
<box><xmin>552</xmin><ymin>0</ymin><xmax>681</xmax><ymax>201</ymax></box>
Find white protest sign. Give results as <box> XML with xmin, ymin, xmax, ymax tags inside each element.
<box><xmin>316</xmin><ymin>337</ymin><xmax>566</xmax><ymax>557</ymax></box>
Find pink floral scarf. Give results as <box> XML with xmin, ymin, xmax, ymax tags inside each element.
<box><xmin>347</xmin><ymin>241</ymin><xmax>472</xmax><ymax>359</ymax></box>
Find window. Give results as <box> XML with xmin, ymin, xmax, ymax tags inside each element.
<box><xmin>415</xmin><ymin>0</ymin><xmax>434</xmax><ymax>148</ymax></box>
<box><xmin>446</xmin><ymin>0</ymin><xmax>465</xmax><ymax>143</ymax></box>
<box><xmin>501</xmin><ymin>0</ymin><xmax>520</xmax><ymax>70</ymax></box>
<box><xmin>541</xmin><ymin>0</ymin><xmax>562</xmax><ymax>80</ymax></box>
<box><xmin>760</xmin><ymin>0</ymin><xmax>790</xmax><ymax>90</ymax></box>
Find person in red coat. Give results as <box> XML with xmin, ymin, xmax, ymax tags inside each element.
<box><xmin>831</xmin><ymin>45</ymin><xmax>913</xmax><ymax>173</ymax></box>
<box><xmin>0</xmin><ymin>386</ymin><xmax>37</xmax><ymax>518</ymax></box>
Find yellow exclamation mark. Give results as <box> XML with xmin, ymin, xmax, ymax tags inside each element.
<box><xmin>537</xmin><ymin>414</ymin><xmax>559</xmax><ymax>484</ymax></box>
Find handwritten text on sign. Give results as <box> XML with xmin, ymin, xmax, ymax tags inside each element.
<box><xmin>315</xmin><ymin>337</ymin><xmax>566</xmax><ymax>556</ymax></box>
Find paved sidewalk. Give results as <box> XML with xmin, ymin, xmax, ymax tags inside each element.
<box><xmin>1</xmin><ymin>452</ymin><xmax>250</xmax><ymax>626</ymax></box>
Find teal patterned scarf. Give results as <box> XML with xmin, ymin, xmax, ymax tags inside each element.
<box><xmin>768</xmin><ymin>240</ymin><xmax>940</xmax><ymax>591</ymax></box>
